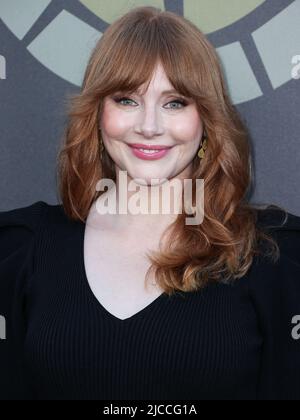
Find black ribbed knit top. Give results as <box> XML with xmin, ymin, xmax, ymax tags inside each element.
<box><xmin>0</xmin><ymin>201</ymin><xmax>300</xmax><ymax>400</ymax></box>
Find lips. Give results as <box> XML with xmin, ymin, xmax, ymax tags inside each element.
<box><xmin>128</xmin><ymin>144</ymin><xmax>173</xmax><ymax>160</ymax></box>
<box><xmin>128</xmin><ymin>143</ymin><xmax>173</xmax><ymax>150</ymax></box>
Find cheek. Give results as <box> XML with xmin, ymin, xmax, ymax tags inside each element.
<box><xmin>171</xmin><ymin>110</ymin><xmax>203</xmax><ymax>143</ymax></box>
<box><xmin>101</xmin><ymin>103</ymin><xmax>130</xmax><ymax>139</ymax></box>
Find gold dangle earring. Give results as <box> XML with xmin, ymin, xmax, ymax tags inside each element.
<box><xmin>198</xmin><ymin>131</ymin><xmax>208</xmax><ymax>159</ymax></box>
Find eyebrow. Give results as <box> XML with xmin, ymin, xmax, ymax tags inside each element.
<box><xmin>161</xmin><ymin>89</ymin><xmax>181</xmax><ymax>95</ymax></box>
<box><xmin>134</xmin><ymin>88</ymin><xmax>183</xmax><ymax>96</ymax></box>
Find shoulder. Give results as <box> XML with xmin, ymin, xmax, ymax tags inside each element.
<box><xmin>238</xmin><ymin>206</ymin><xmax>300</xmax><ymax>310</ymax></box>
<box><xmin>0</xmin><ymin>201</ymin><xmax>44</xmax><ymax>257</ymax></box>
<box><xmin>255</xmin><ymin>205</ymin><xmax>300</xmax><ymax>266</ymax></box>
<box><xmin>243</xmin><ymin>207</ymin><xmax>300</xmax><ymax>399</ymax></box>
<box><xmin>0</xmin><ymin>201</ymin><xmax>70</xmax><ymax>256</ymax></box>
<box><xmin>234</xmin><ymin>205</ymin><xmax>300</xmax><ymax>296</ymax></box>
<box><xmin>0</xmin><ymin>201</ymin><xmax>46</xmax><ymax>230</ymax></box>
<box><xmin>0</xmin><ymin>200</ymin><xmax>72</xmax><ymax>229</ymax></box>
<box><xmin>256</xmin><ymin>204</ymin><xmax>300</xmax><ymax>232</ymax></box>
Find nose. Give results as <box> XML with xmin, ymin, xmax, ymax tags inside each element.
<box><xmin>134</xmin><ymin>107</ymin><xmax>164</xmax><ymax>138</ymax></box>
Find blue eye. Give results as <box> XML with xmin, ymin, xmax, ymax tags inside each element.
<box><xmin>113</xmin><ymin>96</ymin><xmax>188</xmax><ymax>109</ymax></box>
<box><xmin>114</xmin><ymin>96</ymin><xmax>135</xmax><ymax>106</ymax></box>
<box><xmin>166</xmin><ymin>99</ymin><xmax>187</xmax><ymax>109</ymax></box>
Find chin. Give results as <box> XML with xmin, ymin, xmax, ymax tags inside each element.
<box><xmin>130</xmin><ymin>176</ymin><xmax>168</xmax><ymax>187</ymax></box>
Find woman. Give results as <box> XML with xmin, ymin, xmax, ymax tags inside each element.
<box><xmin>0</xmin><ymin>6</ymin><xmax>300</xmax><ymax>400</ymax></box>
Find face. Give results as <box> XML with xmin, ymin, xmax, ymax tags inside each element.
<box><xmin>99</xmin><ymin>61</ymin><xmax>204</xmax><ymax>186</ymax></box>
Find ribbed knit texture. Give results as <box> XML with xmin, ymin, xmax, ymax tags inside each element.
<box><xmin>0</xmin><ymin>201</ymin><xmax>300</xmax><ymax>400</ymax></box>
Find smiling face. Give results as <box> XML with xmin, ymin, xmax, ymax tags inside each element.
<box><xmin>99</xmin><ymin>61</ymin><xmax>204</xmax><ymax>186</ymax></box>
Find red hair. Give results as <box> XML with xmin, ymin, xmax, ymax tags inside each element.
<box><xmin>57</xmin><ymin>6</ymin><xmax>287</xmax><ymax>295</ymax></box>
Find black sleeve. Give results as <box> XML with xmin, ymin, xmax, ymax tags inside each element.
<box><xmin>0</xmin><ymin>202</ymin><xmax>45</xmax><ymax>400</ymax></box>
<box><xmin>247</xmin><ymin>211</ymin><xmax>300</xmax><ymax>400</ymax></box>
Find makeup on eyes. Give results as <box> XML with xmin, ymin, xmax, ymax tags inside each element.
<box><xmin>112</xmin><ymin>94</ymin><xmax>189</xmax><ymax>109</ymax></box>
<box><xmin>111</xmin><ymin>89</ymin><xmax>190</xmax><ymax>106</ymax></box>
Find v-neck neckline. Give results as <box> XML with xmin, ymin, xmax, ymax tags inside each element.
<box><xmin>78</xmin><ymin>220</ymin><xmax>167</xmax><ymax>323</ymax></box>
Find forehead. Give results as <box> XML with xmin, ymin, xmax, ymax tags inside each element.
<box><xmin>137</xmin><ymin>61</ymin><xmax>175</xmax><ymax>94</ymax></box>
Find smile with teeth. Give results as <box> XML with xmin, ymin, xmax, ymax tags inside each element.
<box><xmin>137</xmin><ymin>148</ymin><xmax>160</xmax><ymax>154</ymax></box>
<box><xmin>130</xmin><ymin>144</ymin><xmax>172</xmax><ymax>160</ymax></box>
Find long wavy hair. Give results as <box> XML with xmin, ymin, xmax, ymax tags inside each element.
<box><xmin>57</xmin><ymin>6</ymin><xmax>288</xmax><ymax>295</ymax></box>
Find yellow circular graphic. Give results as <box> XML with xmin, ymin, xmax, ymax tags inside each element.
<box><xmin>80</xmin><ymin>0</ymin><xmax>265</xmax><ymax>33</ymax></box>
<box><xmin>1</xmin><ymin>0</ymin><xmax>298</xmax><ymax>104</ymax></box>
